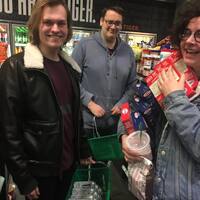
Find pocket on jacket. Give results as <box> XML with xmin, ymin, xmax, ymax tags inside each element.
<box><xmin>23</xmin><ymin>121</ymin><xmax>60</xmax><ymax>161</ymax></box>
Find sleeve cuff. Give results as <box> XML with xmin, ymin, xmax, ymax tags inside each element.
<box><xmin>82</xmin><ymin>93</ymin><xmax>94</xmax><ymax>107</ymax></box>
<box><xmin>163</xmin><ymin>90</ymin><xmax>186</xmax><ymax>109</ymax></box>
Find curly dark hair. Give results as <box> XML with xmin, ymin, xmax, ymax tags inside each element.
<box><xmin>172</xmin><ymin>0</ymin><xmax>200</xmax><ymax>47</ymax></box>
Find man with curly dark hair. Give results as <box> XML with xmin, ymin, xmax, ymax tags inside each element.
<box><xmin>121</xmin><ymin>0</ymin><xmax>200</xmax><ymax>199</ymax></box>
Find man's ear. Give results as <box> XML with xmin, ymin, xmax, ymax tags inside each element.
<box><xmin>100</xmin><ymin>17</ymin><xmax>103</xmax><ymax>27</ymax></box>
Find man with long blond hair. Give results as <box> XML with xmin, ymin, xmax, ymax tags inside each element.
<box><xmin>0</xmin><ymin>0</ymin><xmax>92</xmax><ymax>199</ymax></box>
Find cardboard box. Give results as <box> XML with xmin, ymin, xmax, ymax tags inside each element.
<box><xmin>145</xmin><ymin>50</ymin><xmax>199</xmax><ymax>106</ymax></box>
<box><xmin>120</xmin><ymin>102</ymin><xmax>134</xmax><ymax>134</ymax></box>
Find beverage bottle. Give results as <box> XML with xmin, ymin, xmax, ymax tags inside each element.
<box><xmin>15</xmin><ymin>47</ymin><xmax>18</xmax><ymax>54</ymax></box>
<box><xmin>16</xmin><ymin>27</ymin><xmax>22</xmax><ymax>43</ymax></box>
<box><xmin>4</xmin><ymin>32</ymin><xmax>8</xmax><ymax>43</ymax></box>
<box><xmin>15</xmin><ymin>28</ymin><xmax>20</xmax><ymax>43</ymax></box>
<box><xmin>1</xmin><ymin>32</ymin><xmax>7</xmax><ymax>43</ymax></box>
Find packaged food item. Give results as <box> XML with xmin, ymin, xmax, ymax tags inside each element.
<box><xmin>128</xmin><ymin>158</ymin><xmax>153</xmax><ymax>200</ymax></box>
<box><xmin>133</xmin><ymin>95</ymin><xmax>151</xmax><ymax>114</ymax></box>
<box><xmin>120</xmin><ymin>102</ymin><xmax>154</xmax><ymax>199</ymax></box>
<box><xmin>145</xmin><ymin>50</ymin><xmax>199</xmax><ymax>106</ymax></box>
<box><xmin>131</xmin><ymin>112</ymin><xmax>147</xmax><ymax>131</ymax></box>
<box><xmin>135</xmin><ymin>81</ymin><xmax>154</xmax><ymax>101</ymax></box>
<box><xmin>120</xmin><ymin>102</ymin><xmax>135</xmax><ymax>134</ymax></box>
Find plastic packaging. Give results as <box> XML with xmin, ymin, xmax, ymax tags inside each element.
<box><xmin>126</xmin><ymin>131</ymin><xmax>152</xmax><ymax>160</ymax></box>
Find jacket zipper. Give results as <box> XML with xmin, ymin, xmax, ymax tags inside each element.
<box><xmin>27</xmin><ymin>68</ymin><xmax>81</xmax><ymax>163</ymax></box>
<box><xmin>27</xmin><ymin>68</ymin><xmax>64</xmax><ymax>162</ymax></box>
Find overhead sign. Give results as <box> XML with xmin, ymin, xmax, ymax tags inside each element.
<box><xmin>0</xmin><ymin>0</ymin><xmax>97</xmax><ymax>25</ymax></box>
<box><xmin>0</xmin><ymin>0</ymin><xmax>176</xmax><ymax>38</ymax></box>
<box><xmin>0</xmin><ymin>0</ymin><xmax>140</xmax><ymax>29</ymax></box>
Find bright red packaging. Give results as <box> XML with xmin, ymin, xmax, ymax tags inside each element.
<box><xmin>120</xmin><ymin>102</ymin><xmax>134</xmax><ymax>134</ymax></box>
<box><xmin>145</xmin><ymin>50</ymin><xmax>199</xmax><ymax>106</ymax></box>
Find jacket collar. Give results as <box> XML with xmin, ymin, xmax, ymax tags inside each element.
<box><xmin>24</xmin><ymin>43</ymin><xmax>81</xmax><ymax>73</ymax></box>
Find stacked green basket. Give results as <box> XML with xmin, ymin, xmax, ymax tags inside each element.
<box><xmin>66</xmin><ymin>162</ymin><xmax>111</xmax><ymax>200</ymax></box>
<box><xmin>66</xmin><ymin>117</ymin><xmax>124</xmax><ymax>199</ymax></box>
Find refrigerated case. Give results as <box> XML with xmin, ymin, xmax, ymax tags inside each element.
<box><xmin>11</xmin><ymin>24</ymin><xmax>29</xmax><ymax>55</ymax></box>
<box><xmin>63</xmin><ymin>30</ymin><xmax>132</xmax><ymax>55</ymax></box>
<box><xmin>11</xmin><ymin>24</ymin><xmax>93</xmax><ymax>56</ymax></box>
<box><xmin>125</xmin><ymin>31</ymin><xmax>158</xmax><ymax>77</ymax></box>
<box><xmin>62</xmin><ymin>28</ymin><xmax>95</xmax><ymax>55</ymax></box>
<box><xmin>119</xmin><ymin>32</ymin><xmax>127</xmax><ymax>42</ymax></box>
<box><xmin>126</xmin><ymin>31</ymin><xmax>157</xmax><ymax>62</ymax></box>
<box><xmin>127</xmin><ymin>31</ymin><xmax>157</xmax><ymax>49</ymax></box>
<box><xmin>0</xmin><ymin>22</ymin><xmax>11</xmax><ymax>65</ymax></box>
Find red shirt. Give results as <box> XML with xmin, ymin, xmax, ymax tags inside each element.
<box><xmin>44</xmin><ymin>57</ymin><xmax>75</xmax><ymax>171</ymax></box>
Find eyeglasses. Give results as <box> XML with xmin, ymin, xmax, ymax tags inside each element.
<box><xmin>179</xmin><ymin>29</ymin><xmax>200</xmax><ymax>43</ymax></box>
<box><xmin>104</xmin><ymin>19</ymin><xmax>122</xmax><ymax>28</ymax></box>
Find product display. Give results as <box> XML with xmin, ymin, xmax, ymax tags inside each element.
<box><xmin>12</xmin><ymin>25</ymin><xmax>29</xmax><ymax>54</ymax></box>
<box><xmin>62</xmin><ymin>30</ymin><xmax>93</xmax><ymax>55</ymax></box>
<box><xmin>138</xmin><ymin>49</ymin><xmax>160</xmax><ymax>77</ymax></box>
<box><xmin>0</xmin><ymin>23</ymin><xmax>10</xmax><ymax>65</ymax></box>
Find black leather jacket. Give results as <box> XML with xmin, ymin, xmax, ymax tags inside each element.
<box><xmin>0</xmin><ymin>44</ymin><xmax>89</xmax><ymax>194</ymax></box>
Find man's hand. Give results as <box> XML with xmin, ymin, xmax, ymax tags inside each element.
<box><xmin>111</xmin><ymin>105</ymin><xmax>121</xmax><ymax>115</ymax></box>
<box><xmin>26</xmin><ymin>187</ymin><xmax>40</xmax><ymax>200</ymax></box>
<box><xmin>80</xmin><ymin>156</ymin><xmax>96</xmax><ymax>165</ymax></box>
<box><xmin>88</xmin><ymin>101</ymin><xmax>106</xmax><ymax>117</ymax></box>
<box><xmin>158</xmin><ymin>67</ymin><xmax>185</xmax><ymax>97</ymax></box>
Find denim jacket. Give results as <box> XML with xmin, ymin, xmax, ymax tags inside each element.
<box><xmin>153</xmin><ymin>90</ymin><xmax>200</xmax><ymax>200</ymax></box>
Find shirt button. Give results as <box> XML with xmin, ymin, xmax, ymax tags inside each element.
<box><xmin>156</xmin><ymin>177</ymin><xmax>161</xmax><ymax>182</ymax></box>
<box><xmin>161</xmin><ymin>150</ymin><xmax>166</xmax><ymax>156</ymax></box>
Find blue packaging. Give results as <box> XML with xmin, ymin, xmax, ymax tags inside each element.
<box><xmin>131</xmin><ymin>111</ymin><xmax>147</xmax><ymax>130</ymax></box>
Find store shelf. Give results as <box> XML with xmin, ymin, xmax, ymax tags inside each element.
<box><xmin>15</xmin><ymin>43</ymin><xmax>26</xmax><ymax>47</ymax></box>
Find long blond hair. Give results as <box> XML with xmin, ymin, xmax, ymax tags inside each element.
<box><xmin>27</xmin><ymin>0</ymin><xmax>72</xmax><ymax>46</ymax></box>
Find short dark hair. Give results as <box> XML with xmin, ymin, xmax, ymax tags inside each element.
<box><xmin>172</xmin><ymin>0</ymin><xmax>200</xmax><ymax>46</ymax></box>
<box><xmin>100</xmin><ymin>6</ymin><xmax>124</xmax><ymax>20</ymax></box>
<box><xmin>27</xmin><ymin>0</ymin><xmax>72</xmax><ymax>46</ymax></box>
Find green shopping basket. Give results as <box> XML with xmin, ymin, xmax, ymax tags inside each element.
<box><xmin>87</xmin><ymin>117</ymin><xmax>124</xmax><ymax>161</ymax></box>
<box><xmin>66</xmin><ymin>162</ymin><xmax>111</xmax><ymax>200</ymax></box>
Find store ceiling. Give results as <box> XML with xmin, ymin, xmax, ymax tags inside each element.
<box><xmin>155</xmin><ymin>0</ymin><xmax>176</xmax><ymax>2</ymax></box>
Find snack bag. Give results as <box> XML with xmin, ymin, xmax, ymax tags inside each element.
<box><xmin>126</xmin><ymin>131</ymin><xmax>153</xmax><ymax>200</ymax></box>
<box><xmin>128</xmin><ymin>158</ymin><xmax>153</xmax><ymax>200</ymax></box>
